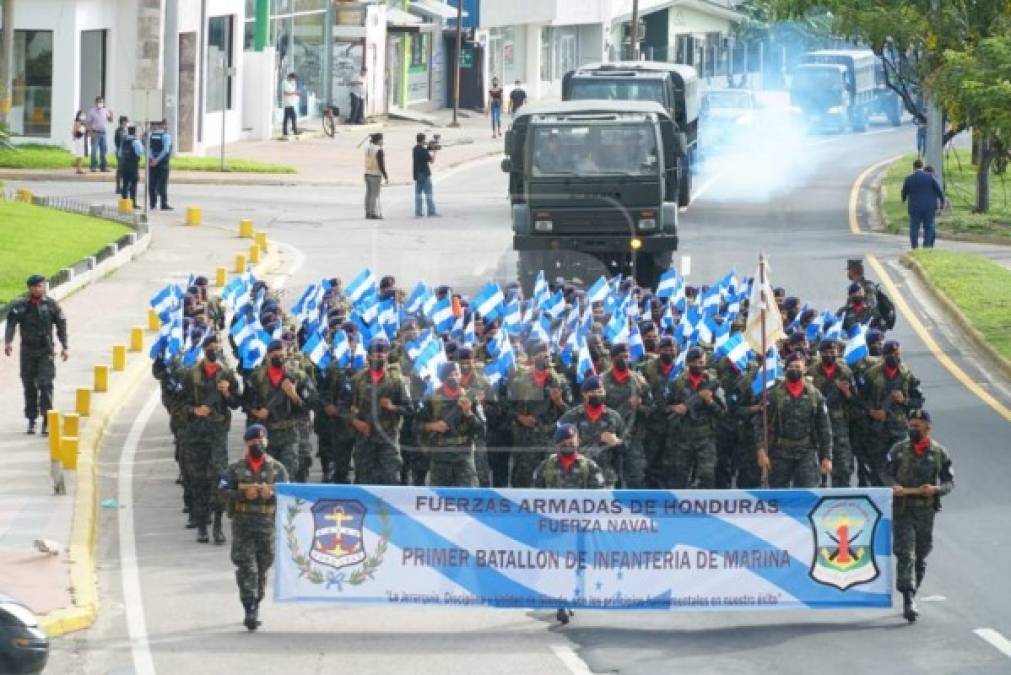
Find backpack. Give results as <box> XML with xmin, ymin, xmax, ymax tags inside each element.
<box><xmin>876</xmin><ymin>286</ymin><xmax>896</xmax><ymax>330</ymax></box>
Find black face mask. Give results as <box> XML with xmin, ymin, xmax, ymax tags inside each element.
<box><xmin>588</xmin><ymin>347</ymin><xmax>601</xmax><ymax>360</ymax></box>
<box><xmin>444</xmin><ymin>377</ymin><xmax>460</xmax><ymax>390</ymax></box>
<box><xmin>460</xmin><ymin>364</ymin><xmax>473</xmax><ymax>375</ymax></box>
<box><xmin>659</xmin><ymin>353</ymin><xmax>674</xmax><ymax>365</ymax></box>
<box><xmin>869</xmin><ymin>344</ymin><xmax>882</xmax><ymax>357</ymax></box>
<box><xmin>534</xmin><ymin>358</ymin><xmax>549</xmax><ymax>371</ymax></box>
<box><xmin>587</xmin><ymin>394</ymin><xmax>604</xmax><ymax>408</ymax></box>
<box><xmin>786</xmin><ymin>370</ymin><xmax>803</xmax><ymax>382</ymax></box>
<box><xmin>821</xmin><ymin>354</ymin><xmax>836</xmax><ymax>365</ymax></box>
<box><xmin>205</xmin><ymin>350</ymin><xmax>219</xmax><ymax>363</ymax></box>
<box><xmin>644</xmin><ymin>338</ymin><xmax>657</xmax><ymax>351</ymax></box>
<box><xmin>613</xmin><ymin>357</ymin><xmax>628</xmax><ymax>371</ymax></box>
<box><xmin>369</xmin><ymin>356</ymin><xmax>386</xmax><ymax>369</ymax></box>
<box><xmin>884</xmin><ymin>355</ymin><xmax>900</xmax><ymax>368</ymax></box>
<box><xmin>270</xmin><ymin>355</ymin><xmax>284</xmax><ymax>368</ymax></box>
<box><xmin>907</xmin><ymin>429</ymin><xmax>924</xmax><ymax>443</ymax></box>
<box><xmin>559</xmin><ymin>445</ymin><xmax>576</xmax><ymax>456</ymax></box>
<box><xmin>688</xmin><ymin>365</ymin><xmax>704</xmax><ymax>376</ymax></box>
<box><xmin>248</xmin><ymin>442</ymin><xmax>265</xmax><ymax>458</ymax></box>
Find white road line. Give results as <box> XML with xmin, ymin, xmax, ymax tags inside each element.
<box><xmin>118</xmin><ymin>389</ymin><xmax>162</xmax><ymax>675</ymax></box>
<box><xmin>550</xmin><ymin>642</ymin><xmax>595</xmax><ymax>675</ymax></box>
<box><xmin>974</xmin><ymin>628</ymin><xmax>1011</xmax><ymax>659</ymax></box>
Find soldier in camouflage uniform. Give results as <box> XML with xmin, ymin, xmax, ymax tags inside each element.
<box><xmin>756</xmin><ymin>353</ymin><xmax>833</xmax><ymax>488</ymax></box>
<box><xmin>476</xmin><ymin>321</ymin><xmax>513</xmax><ymax>487</ymax></box>
<box><xmin>316</xmin><ymin>352</ymin><xmax>357</xmax><ymax>483</ymax></box>
<box><xmin>180</xmin><ymin>334</ymin><xmax>241</xmax><ymax>543</ymax></box>
<box><xmin>245</xmin><ymin>340</ymin><xmax>316</xmax><ymax>479</ymax></box>
<box><xmin>601</xmin><ymin>343</ymin><xmax>653</xmax><ymax>488</ymax></box>
<box><xmin>283</xmin><ymin>330</ymin><xmax>316</xmax><ymax>482</ymax></box>
<box><xmin>807</xmin><ymin>339</ymin><xmax>857</xmax><ymax>487</ymax></box>
<box><xmin>4</xmin><ymin>275</ymin><xmax>69</xmax><ymax>435</ymax></box>
<box><xmin>350</xmin><ymin>337</ymin><xmax>412</xmax><ymax>485</ymax></box>
<box><xmin>861</xmin><ymin>340</ymin><xmax>924</xmax><ymax>487</ymax></box>
<box><xmin>838</xmin><ymin>282</ymin><xmax>879</xmax><ymax>332</ymax></box>
<box><xmin>457</xmin><ymin>347</ymin><xmax>496</xmax><ymax>486</ymax></box>
<box><xmin>665</xmin><ymin>347</ymin><xmax>726</xmax><ymax>489</ymax></box>
<box><xmin>419</xmin><ymin>362</ymin><xmax>486</xmax><ymax>487</ymax></box>
<box><xmin>194</xmin><ymin>275</ymin><xmax>226</xmax><ymax>330</ymax></box>
<box><xmin>846</xmin><ymin>258</ymin><xmax>895</xmax><ymax>331</ymax></box>
<box><xmin>732</xmin><ymin>359</ymin><xmax>764</xmax><ymax>489</ymax></box>
<box><xmin>558</xmin><ymin>376</ymin><xmax>625</xmax><ymax>488</ymax></box>
<box><xmin>640</xmin><ymin>337</ymin><xmax>678</xmax><ymax>487</ymax></box>
<box><xmin>509</xmin><ymin>342</ymin><xmax>570</xmax><ymax>487</ymax></box>
<box><xmin>396</xmin><ymin>321</ymin><xmax>430</xmax><ymax>486</ymax></box>
<box><xmin>714</xmin><ymin>355</ymin><xmax>749</xmax><ymax>489</ymax></box>
<box><xmin>848</xmin><ymin>329</ymin><xmax>883</xmax><ymax>486</ymax></box>
<box><xmin>534</xmin><ymin>423</ymin><xmax>604</xmax><ymax>625</ymax></box>
<box><xmin>152</xmin><ymin>346</ymin><xmax>194</xmax><ymax>523</ymax></box>
<box><xmin>882</xmin><ymin>410</ymin><xmax>953</xmax><ymax>623</ymax></box>
<box><xmin>219</xmin><ymin>424</ymin><xmax>289</xmax><ymax>631</ymax></box>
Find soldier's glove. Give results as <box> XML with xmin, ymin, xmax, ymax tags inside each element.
<box><xmin>243</xmin><ymin>485</ymin><xmax>260</xmax><ymax>501</ymax></box>
<box><xmin>259</xmin><ymin>485</ymin><xmax>274</xmax><ymax>499</ymax></box>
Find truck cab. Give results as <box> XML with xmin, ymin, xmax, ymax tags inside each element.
<box><xmin>791</xmin><ymin>50</ymin><xmax>878</xmax><ymax>132</ymax></box>
<box><xmin>502</xmin><ymin>100</ymin><xmax>684</xmax><ymax>293</ymax></box>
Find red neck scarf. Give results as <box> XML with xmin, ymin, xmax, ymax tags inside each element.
<box><xmin>370</xmin><ymin>368</ymin><xmax>385</xmax><ymax>385</ymax></box>
<box><xmin>267</xmin><ymin>365</ymin><xmax>285</xmax><ymax>388</ymax></box>
<box><xmin>821</xmin><ymin>362</ymin><xmax>837</xmax><ymax>378</ymax></box>
<box><xmin>852</xmin><ymin>302</ymin><xmax>864</xmax><ymax>314</ymax></box>
<box><xmin>246</xmin><ymin>452</ymin><xmax>266</xmax><ymax>473</ymax></box>
<box><xmin>884</xmin><ymin>365</ymin><xmax>899</xmax><ymax>379</ymax></box>
<box><xmin>687</xmin><ymin>372</ymin><xmax>704</xmax><ymax>390</ymax></box>
<box><xmin>658</xmin><ymin>361</ymin><xmax>674</xmax><ymax>378</ymax></box>
<box><xmin>29</xmin><ymin>295</ymin><xmax>43</xmax><ymax>305</ymax></box>
<box><xmin>611</xmin><ymin>367</ymin><xmax>630</xmax><ymax>384</ymax></box>
<box><xmin>912</xmin><ymin>437</ymin><xmax>931</xmax><ymax>457</ymax></box>
<box><xmin>441</xmin><ymin>383</ymin><xmax>462</xmax><ymax>399</ymax></box>
<box><xmin>558</xmin><ymin>451</ymin><xmax>578</xmax><ymax>471</ymax></box>
<box><xmin>203</xmin><ymin>361</ymin><xmax>221</xmax><ymax>378</ymax></box>
<box><xmin>460</xmin><ymin>372</ymin><xmax>473</xmax><ymax>387</ymax></box>
<box><xmin>785</xmin><ymin>379</ymin><xmax>805</xmax><ymax>398</ymax></box>
<box><xmin>531</xmin><ymin>368</ymin><xmax>550</xmax><ymax>388</ymax></box>
<box><xmin>584</xmin><ymin>402</ymin><xmax>605</xmax><ymax>423</ymax></box>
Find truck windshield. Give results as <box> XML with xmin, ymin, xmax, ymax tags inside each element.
<box><xmin>702</xmin><ymin>91</ymin><xmax>753</xmax><ymax>110</ymax></box>
<box><xmin>792</xmin><ymin>68</ymin><xmax>842</xmax><ymax>92</ymax></box>
<box><xmin>568</xmin><ymin>79</ymin><xmax>665</xmax><ymax>107</ymax></box>
<box><xmin>530</xmin><ymin>123</ymin><xmax>658</xmax><ymax>177</ymax></box>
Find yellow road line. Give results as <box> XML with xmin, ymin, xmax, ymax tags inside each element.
<box><xmin>866</xmin><ymin>254</ymin><xmax>1011</xmax><ymax>423</ymax></box>
<box><xmin>848</xmin><ymin>154</ymin><xmax>905</xmax><ymax>234</ymax></box>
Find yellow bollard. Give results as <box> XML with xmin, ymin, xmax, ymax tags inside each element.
<box><xmin>249</xmin><ymin>244</ymin><xmax>261</xmax><ymax>265</ymax></box>
<box><xmin>185</xmin><ymin>207</ymin><xmax>202</xmax><ymax>226</ymax></box>
<box><xmin>61</xmin><ymin>437</ymin><xmax>79</xmax><ymax>471</ymax></box>
<box><xmin>234</xmin><ymin>253</ymin><xmax>247</xmax><ymax>274</ymax></box>
<box><xmin>239</xmin><ymin>219</ymin><xmax>254</xmax><ymax>238</ymax></box>
<box><xmin>94</xmin><ymin>365</ymin><xmax>109</xmax><ymax>393</ymax></box>
<box><xmin>130</xmin><ymin>326</ymin><xmax>144</xmax><ymax>352</ymax></box>
<box><xmin>63</xmin><ymin>413</ymin><xmax>80</xmax><ymax>438</ymax></box>
<box><xmin>215</xmin><ymin>266</ymin><xmax>228</xmax><ymax>287</ymax></box>
<box><xmin>255</xmin><ymin>232</ymin><xmax>268</xmax><ymax>252</ymax></box>
<box><xmin>15</xmin><ymin>188</ymin><xmax>33</xmax><ymax>203</ymax></box>
<box><xmin>75</xmin><ymin>388</ymin><xmax>91</xmax><ymax>417</ymax></box>
<box><xmin>118</xmin><ymin>198</ymin><xmax>134</xmax><ymax>214</ymax></box>
<box><xmin>47</xmin><ymin>411</ymin><xmax>62</xmax><ymax>460</ymax></box>
<box><xmin>112</xmin><ymin>345</ymin><xmax>127</xmax><ymax>371</ymax></box>
<box><xmin>147</xmin><ymin>308</ymin><xmax>160</xmax><ymax>331</ymax></box>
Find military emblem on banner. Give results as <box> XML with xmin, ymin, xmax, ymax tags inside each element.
<box><xmin>808</xmin><ymin>496</ymin><xmax>882</xmax><ymax>590</ymax></box>
<box><xmin>284</xmin><ymin>497</ymin><xmax>391</xmax><ymax>589</ymax></box>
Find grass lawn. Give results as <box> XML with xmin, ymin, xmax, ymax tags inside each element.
<box><xmin>881</xmin><ymin>149</ymin><xmax>1011</xmax><ymax>242</ymax></box>
<box><xmin>0</xmin><ymin>200</ymin><xmax>133</xmax><ymax>305</ymax></box>
<box><xmin>0</xmin><ymin>144</ymin><xmax>296</xmax><ymax>174</ymax></box>
<box><xmin>910</xmin><ymin>249</ymin><xmax>1011</xmax><ymax>362</ymax></box>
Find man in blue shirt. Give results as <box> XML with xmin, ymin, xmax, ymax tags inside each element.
<box><xmin>118</xmin><ymin>126</ymin><xmax>145</xmax><ymax>209</ymax></box>
<box><xmin>901</xmin><ymin>158</ymin><xmax>945</xmax><ymax>248</ymax></box>
<box><xmin>148</xmin><ymin>120</ymin><xmax>174</xmax><ymax>211</ymax></box>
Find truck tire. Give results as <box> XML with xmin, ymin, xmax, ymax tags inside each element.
<box><xmin>887</xmin><ymin>98</ymin><xmax>902</xmax><ymax>126</ymax></box>
<box><xmin>635</xmin><ymin>251</ymin><xmax>671</xmax><ymax>290</ymax></box>
<box><xmin>677</xmin><ymin>153</ymin><xmax>693</xmax><ymax>208</ymax></box>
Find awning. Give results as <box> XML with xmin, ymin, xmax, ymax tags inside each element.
<box><xmin>410</xmin><ymin>0</ymin><xmax>467</xmax><ymax>20</ymax></box>
<box><xmin>387</xmin><ymin>7</ymin><xmax>422</xmax><ymax>33</ymax></box>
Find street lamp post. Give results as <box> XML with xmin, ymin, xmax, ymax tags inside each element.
<box><xmin>449</xmin><ymin>0</ymin><xmax>463</xmax><ymax>128</ymax></box>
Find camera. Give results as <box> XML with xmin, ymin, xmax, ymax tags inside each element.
<box><xmin>427</xmin><ymin>133</ymin><xmax>442</xmax><ymax>151</ymax></box>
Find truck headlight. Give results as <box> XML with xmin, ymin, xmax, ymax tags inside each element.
<box><xmin>735</xmin><ymin>114</ymin><xmax>753</xmax><ymax>127</ymax></box>
<box><xmin>534</xmin><ymin>219</ymin><xmax>553</xmax><ymax>232</ymax></box>
<box><xmin>828</xmin><ymin>106</ymin><xmax>843</xmax><ymax>115</ymax></box>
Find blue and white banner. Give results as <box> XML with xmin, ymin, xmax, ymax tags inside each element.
<box><xmin>274</xmin><ymin>485</ymin><xmax>892</xmax><ymax>610</ymax></box>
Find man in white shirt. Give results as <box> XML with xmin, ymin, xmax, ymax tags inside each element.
<box><xmin>282</xmin><ymin>73</ymin><xmax>300</xmax><ymax>137</ymax></box>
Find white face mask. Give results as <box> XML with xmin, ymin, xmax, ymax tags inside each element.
<box><xmin>97</xmin><ymin>102</ymin><xmax>104</xmax><ymax>109</ymax></box>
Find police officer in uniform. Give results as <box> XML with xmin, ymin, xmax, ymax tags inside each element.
<box><xmin>147</xmin><ymin>120</ymin><xmax>173</xmax><ymax>210</ymax></box>
<box><xmin>118</xmin><ymin>125</ymin><xmax>143</xmax><ymax>209</ymax></box>
<box><xmin>4</xmin><ymin>275</ymin><xmax>69</xmax><ymax>435</ymax></box>
<box><xmin>219</xmin><ymin>424</ymin><xmax>289</xmax><ymax>631</ymax></box>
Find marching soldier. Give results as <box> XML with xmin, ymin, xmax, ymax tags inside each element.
<box><xmin>714</xmin><ymin>353</ymin><xmax>749</xmax><ymax>489</ymax></box>
<box><xmin>4</xmin><ymin>275</ymin><xmax>69</xmax><ymax>435</ymax></box>
<box><xmin>419</xmin><ymin>362</ymin><xmax>486</xmax><ymax>486</ymax></box>
<box><xmin>861</xmin><ymin>340</ymin><xmax>924</xmax><ymax>487</ymax></box>
<box><xmin>219</xmin><ymin>424</ymin><xmax>289</xmax><ymax>631</ymax></box>
<box><xmin>316</xmin><ymin>353</ymin><xmax>357</xmax><ymax>483</ymax></box>
<box><xmin>756</xmin><ymin>352</ymin><xmax>833</xmax><ymax>488</ymax></box>
<box><xmin>849</xmin><ymin>329</ymin><xmax>883</xmax><ymax>486</ymax></box>
<box><xmin>509</xmin><ymin>341</ymin><xmax>570</xmax><ymax>487</ymax></box>
<box><xmin>640</xmin><ymin>337</ymin><xmax>678</xmax><ymax>487</ymax></box>
<box><xmin>665</xmin><ymin>347</ymin><xmax>726</xmax><ymax>489</ymax></box>
<box><xmin>807</xmin><ymin>339</ymin><xmax>857</xmax><ymax>487</ymax></box>
<box><xmin>283</xmin><ymin>329</ymin><xmax>316</xmax><ymax>482</ymax></box>
<box><xmin>882</xmin><ymin>410</ymin><xmax>953</xmax><ymax>623</ymax></box>
<box><xmin>457</xmin><ymin>346</ymin><xmax>497</xmax><ymax>487</ymax></box>
<box><xmin>601</xmin><ymin>343</ymin><xmax>653</xmax><ymax>488</ymax></box>
<box><xmin>350</xmin><ymin>337</ymin><xmax>412</xmax><ymax>485</ymax></box>
<box><xmin>179</xmin><ymin>334</ymin><xmax>241</xmax><ymax>543</ymax></box>
<box><xmin>558</xmin><ymin>376</ymin><xmax>625</xmax><ymax>488</ymax></box>
<box><xmin>838</xmin><ymin>283</ymin><xmax>879</xmax><ymax>332</ymax></box>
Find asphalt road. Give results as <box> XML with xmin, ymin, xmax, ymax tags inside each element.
<box><xmin>34</xmin><ymin>118</ymin><xmax>1011</xmax><ymax>674</ymax></box>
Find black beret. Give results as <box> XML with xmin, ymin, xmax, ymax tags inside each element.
<box><xmin>458</xmin><ymin>346</ymin><xmax>474</xmax><ymax>359</ymax></box>
<box><xmin>909</xmin><ymin>409</ymin><xmax>932</xmax><ymax>423</ymax></box>
<box><xmin>685</xmin><ymin>347</ymin><xmax>704</xmax><ymax>362</ymax></box>
<box><xmin>201</xmin><ymin>334</ymin><xmax>219</xmax><ymax>348</ymax></box>
<box><xmin>785</xmin><ymin>352</ymin><xmax>806</xmax><ymax>365</ymax></box>
<box><xmin>194</xmin><ymin>275</ymin><xmax>209</xmax><ymax>286</ymax></box>
<box><xmin>244</xmin><ymin>424</ymin><xmax>267</xmax><ymax>441</ymax></box>
<box><xmin>658</xmin><ymin>336</ymin><xmax>675</xmax><ymax>349</ymax></box>
<box><xmin>819</xmin><ymin>339</ymin><xmax>840</xmax><ymax>352</ymax></box>
<box><xmin>788</xmin><ymin>332</ymin><xmax>807</xmax><ymax>345</ymax></box>
<box><xmin>554</xmin><ymin>423</ymin><xmax>577</xmax><ymax>444</ymax></box>
<box><xmin>639</xmin><ymin>320</ymin><xmax>656</xmax><ymax>334</ymax></box>
<box><xmin>882</xmin><ymin>340</ymin><xmax>900</xmax><ymax>355</ymax></box>
<box><xmin>443</xmin><ymin>340</ymin><xmax>459</xmax><ymax>356</ymax></box>
<box><xmin>581</xmin><ymin>375</ymin><xmax>601</xmax><ymax>393</ymax></box>
<box><xmin>438</xmin><ymin>361</ymin><xmax>458</xmax><ymax>380</ymax></box>
<box><xmin>26</xmin><ymin>274</ymin><xmax>46</xmax><ymax>287</ymax></box>
<box><xmin>867</xmin><ymin>329</ymin><xmax>883</xmax><ymax>343</ymax></box>
<box><xmin>528</xmin><ymin>340</ymin><xmax>549</xmax><ymax>356</ymax></box>
<box><xmin>368</xmin><ymin>336</ymin><xmax>390</xmax><ymax>352</ymax></box>
<box><xmin>848</xmin><ymin>282</ymin><xmax>863</xmax><ymax>295</ymax></box>
<box><xmin>267</xmin><ymin>339</ymin><xmax>284</xmax><ymax>352</ymax></box>
<box><xmin>610</xmin><ymin>342</ymin><xmax>629</xmax><ymax>357</ymax></box>
<box><xmin>846</xmin><ymin>259</ymin><xmax>864</xmax><ymax>270</ymax></box>
<box><xmin>784</xmin><ymin>297</ymin><xmax>800</xmax><ymax>310</ymax></box>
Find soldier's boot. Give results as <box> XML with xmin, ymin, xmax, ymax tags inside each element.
<box><xmin>901</xmin><ymin>590</ymin><xmax>918</xmax><ymax>623</ymax></box>
<box><xmin>243</xmin><ymin>600</ymin><xmax>260</xmax><ymax>631</ymax></box>
<box><xmin>320</xmin><ymin>456</ymin><xmax>334</xmax><ymax>483</ymax></box>
<box><xmin>26</xmin><ymin>418</ymin><xmax>36</xmax><ymax>435</ymax></box>
<box><xmin>257</xmin><ymin>572</ymin><xmax>267</xmax><ymax>603</ymax></box>
<box><xmin>196</xmin><ymin>521</ymin><xmax>210</xmax><ymax>544</ymax></box>
<box><xmin>175</xmin><ymin>472</ymin><xmax>184</xmax><ymax>486</ymax></box>
<box><xmin>555</xmin><ymin>608</ymin><xmax>569</xmax><ymax>625</ymax></box>
<box><xmin>914</xmin><ymin>561</ymin><xmax>926</xmax><ymax>591</ymax></box>
<box><xmin>41</xmin><ymin>417</ymin><xmax>49</xmax><ymax>437</ymax></box>
<box><xmin>212</xmin><ymin>512</ymin><xmax>226</xmax><ymax>545</ymax></box>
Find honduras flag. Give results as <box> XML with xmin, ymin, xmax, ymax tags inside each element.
<box><xmin>629</xmin><ymin>321</ymin><xmax>645</xmax><ymax>362</ymax></box>
<box><xmin>502</xmin><ymin>299</ymin><xmax>521</xmax><ymax>331</ymax></box>
<box><xmin>532</xmin><ymin>271</ymin><xmax>549</xmax><ymax>307</ymax></box>
<box><xmin>541</xmin><ymin>290</ymin><xmax>565</xmax><ymax>320</ymax></box>
<box><xmin>431</xmin><ymin>297</ymin><xmax>455</xmax><ymax>335</ymax></box>
<box><xmin>575</xmin><ymin>332</ymin><xmax>595</xmax><ymax>384</ymax></box>
<box><xmin>717</xmin><ymin>332</ymin><xmax>751</xmax><ymax>372</ymax></box>
<box><xmin>485</xmin><ymin>327</ymin><xmax>509</xmax><ymax>359</ymax></box>
<box><xmin>150</xmin><ymin>284</ymin><xmax>183</xmax><ymax>323</ymax></box>
<box><xmin>331</xmin><ymin>330</ymin><xmax>350</xmax><ymax>367</ymax></box>
<box><xmin>484</xmin><ymin>345</ymin><xmax>516</xmax><ymax>387</ymax></box>
<box><xmin>805</xmin><ymin>312</ymin><xmax>826</xmax><ymax>343</ymax></box>
<box><xmin>472</xmin><ymin>282</ymin><xmax>505</xmax><ymax>322</ymax></box>
<box><xmin>239</xmin><ymin>330</ymin><xmax>270</xmax><ymax>370</ymax></box>
<box><xmin>655</xmin><ymin>269</ymin><xmax>681</xmax><ymax>299</ymax></box>
<box><xmin>752</xmin><ymin>348</ymin><xmax>782</xmax><ymax>396</ymax></box>
<box><xmin>345</xmin><ymin>268</ymin><xmax>377</xmax><ymax>305</ymax></box>
<box><xmin>404</xmin><ymin>282</ymin><xmax>431</xmax><ymax>316</ymax></box>
<box><xmin>586</xmin><ymin>276</ymin><xmax>609</xmax><ymax>305</ymax></box>
<box><xmin>302</xmin><ymin>327</ymin><xmax>332</xmax><ymax>369</ymax></box>
<box><xmin>844</xmin><ymin>324</ymin><xmax>869</xmax><ymax>366</ymax></box>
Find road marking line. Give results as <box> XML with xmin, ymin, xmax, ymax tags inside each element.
<box><xmin>848</xmin><ymin>154</ymin><xmax>905</xmax><ymax>234</ymax></box>
<box><xmin>551</xmin><ymin>642</ymin><xmax>595</xmax><ymax>675</ymax></box>
<box><xmin>118</xmin><ymin>389</ymin><xmax>161</xmax><ymax>675</ymax></box>
<box><xmin>866</xmin><ymin>255</ymin><xmax>1011</xmax><ymax>423</ymax></box>
<box><xmin>974</xmin><ymin>628</ymin><xmax>1011</xmax><ymax>659</ymax></box>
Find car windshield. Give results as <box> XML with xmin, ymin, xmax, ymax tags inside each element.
<box><xmin>703</xmin><ymin>92</ymin><xmax>753</xmax><ymax>110</ymax></box>
<box><xmin>792</xmin><ymin>68</ymin><xmax>842</xmax><ymax>92</ymax></box>
<box><xmin>568</xmin><ymin>79</ymin><xmax>665</xmax><ymax>107</ymax></box>
<box><xmin>530</xmin><ymin>123</ymin><xmax>659</xmax><ymax>177</ymax></box>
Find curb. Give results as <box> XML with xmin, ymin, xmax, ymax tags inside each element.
<box><xmin>35</xmin><ymin>232</ymin><xmax>281</xmax><ymax>638</ymax></box>
<box><xmin>900</xmin><ymin>253</ymin><xmax>1011</xmax><ymax>382</ymax></box>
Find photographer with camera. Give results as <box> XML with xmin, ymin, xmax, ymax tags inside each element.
<box><xmin>412</xmin><ymin>132</ymin><xmax>440</xmax><ymax>217</ymax></box>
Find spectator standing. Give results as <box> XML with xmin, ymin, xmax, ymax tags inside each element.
<box><xmin>71</xmin><ymin>112</ymin><xmax>87</xmax><ymax>175</ymax></box>
<box><xmin>364</xmin><ymin>133</ymin><xmax>388</xmax><ymax>219</ymax></box>
<box><xmin>86</xmin><ymin>95</ymin><xmax>114</xmax><ymax>172</ymax></box>
<box><xmin>487</xmin><ymin>77</ymin><xmax>503</xmax><ymax>138</ymax></box>
<box><xmin>113</xmin><ymin>115</ymin><xmax>129</xmax><ymax>194</ymax></box>
<box><xmin>901</xmin><ymin>158</ymin><xmax>945</xmax><ymax>249</ymax></box>
<box><xmin>412</xmin><ymin>133</ymin><xmax>438</xmax><ymax>217</ymax></box>
<box><xmin>282</xmin><ymin>72</ymin><xmax>300</xmax><ymax>137</ymax></box>
<box><xmin>508</xmin><ymin>80</ymin><xmax>528</xmax><ymax>117</ymax></box>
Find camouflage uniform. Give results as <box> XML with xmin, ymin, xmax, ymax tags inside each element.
<box><xmin>219</xmin><ymin>455</ymin><xmax>289</xmax><ymax>609</ymax></box>
<box><xmin>350</xmin><ymin>366</ymin><xmax>412</xmax><ymax>485</ymax></box>
<box><xmin>483</xmin><ymin>376</ymin><xmax>514</xmax><ymax>488</ymax></box>
<box><xmin>883</xmin><ymin>438</ymin><xmax>953</xmax><ymax>592</ymax></box>
<box><xmin>557</xmin><ymin>405</ymin><xmax>625</xmax><ymax>488</ymax></box>
<box><xmin>861</xmin><ymin>363</ymin><xmax>924</xmax><ymax>486</ymax></box>
<box><xmin>245</xmin><ymin>364</ymin><xmax>316</xmax><ymax>478</ymax></box>
<box><xmin>419</xmin><ymin>388</ymin><xmax>486</xmax><ymax>487</ymax></box>
<box><xmin>848</xmin><ymin>355</ymin><xmax>880</xmax><ymax>486</ymax></box>
<box><xmin>757</xmin><ymin>380</ymin><xmax>832</xmax><ymax>488</ymax></box>
<box><xmin>715</xmin><ymin>359</ymin><xmax>747</xmax><ymax>489</ymax></box>
<box><xmin>179</xmin><ymin>360</ymin><xmax>241</xmax><ymax>528</ymax></box>
<box><xmin>509</xmin><ymin>368</ymin><xmax>571</xmax><ymax>487</ymax></box>
<box><xmin>665</xmin><ymin>369</ymin><xmax>727</xmax><ymax>489</ymax></box>
<box><xmin>4</xmin><ymin>294</ymin><xmax>68</xmax><ymax>422</ymax></box>
<box><xmin>534</xmin><ymin>454</ymin><xmax>606</xmax><ymax>489</ymax></box>
<box><xmin>807</xmin><ymin>360</ymin><xmax>858</xmax><ymax>487</ymax></box>
<box><xmin>316</xmin><ymin>362</ymin><xmax>357</xmax><ymax>483</ymax></box>
<box><xmin>838</xmin><ymin>301</ymin><xmax>879</xmax><ymax>332</ymax></box>
<box><xmin>460</xmin><ymin>367</ymin><xmax>495</xmax><ymax>487</ymax></box>
<box><xmin>601</xmin><ymin>367</ymin><xmax>653</xmax><ymax>488</ymax></box>
<box><xmin>153</xmin><ymin>355</ymin><xmax>192</xmax><ymax>515</ymax></box>
<box><xmin>640</xmin><ymin>357</ymin><xmax>677</xmax><ymax>488</ymax></box>
<box><xmin>731</xmin><ymin>363</ymin><xmax>763</xmax><ymax>489</ymax></box>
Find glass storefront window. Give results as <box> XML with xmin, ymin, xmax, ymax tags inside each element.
<box><xmin>243</xmin><ymin>19</ymin><xmax>255</xmax><ymax>51</ymax></box>
<box><xmin>295</xmin><ymin>0</ymin><xmax>326</xmax><ymax>11</ymax></box>
<box><xmin>293</xmin><ymin>11</ymin><xmax>326</xmax><ymax>116</ymax></box>
<box><xmin>12</xmin><ymin>30</ymin><xmax>53</xmax><ymax>137</ymax></box>
<box><xmin>207</xmin><ymin>15</ymin><xmax>235</xmax><ymax>112</ymax></box>
<box><xmin>272</xmin><ymin>16</ymin><xmax>294</xmax><ymax>106</ymax></box>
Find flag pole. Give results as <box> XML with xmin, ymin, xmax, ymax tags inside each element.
<box><xmin>759</xmin><ymin>252</ymin><xmax>770</xmax><ymax>487</ymax></box>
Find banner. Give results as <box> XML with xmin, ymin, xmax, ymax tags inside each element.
<box><xmin>274</xmin><ymin>485</ymin><xmax>892</xmax><ymax>610</ymax></box>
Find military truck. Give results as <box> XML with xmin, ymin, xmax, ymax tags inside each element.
<box><xmin>501</xmin><ymin>100</ymin><xmax>685</xmax><ymax>293</ymax></box>
<box><xmin>791</xmin><ymin>49</ymin><xmax>901</xmax><ymax>131</ymax></box>
<box><xmin>562</xmin><ymin>61</ymin><xmax>699</xmax><ymax>208</ymax></box>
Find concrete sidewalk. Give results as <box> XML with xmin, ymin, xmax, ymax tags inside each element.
<box><xmin>0</xmin><ymin>205</ymin><xmax>284</xmax><ymax>622</ymax></box>
<box><xmin>0</xmin><ymin>109</ymin><xmax>504</xmax><ymax>188</ymax></box>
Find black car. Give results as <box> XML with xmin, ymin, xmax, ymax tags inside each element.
<box><xmin>0</xmin><ymin>595</ymin><xmax>49</xmax><ymax>674</ymax></box>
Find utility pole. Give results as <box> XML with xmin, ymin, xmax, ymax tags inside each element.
<box><xmin>163</xmin><ymin>0</ymin><xmax>179</xmax><ymax>146</ymax></box>
<box><xmin>629</xmin><ymin>0</ymin><xmax>640</xmax><ymax>61</ymax></box>
<box><xmin>0</xmin><ymin>0</ymin><xmax>14</xmax><ymax>126</ymax></box>
<box><xmin>449</xmin><ymin>0</ymin><xmax>463</xmax><ymax>128</ymax></box>
<box><xmin>925</xmin><ymin>0</ymin><xmax>944</xmax><ymax>187</ymax></box>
